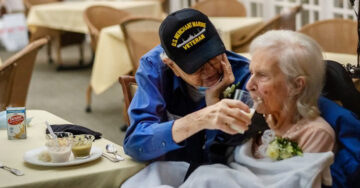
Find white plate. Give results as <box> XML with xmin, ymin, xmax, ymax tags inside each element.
<box><xmin>24</xmin><ymin>146</ymin><xmax>102</xmax><ymax>166</ymax></box>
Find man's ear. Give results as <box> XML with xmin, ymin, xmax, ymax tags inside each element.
<box><xmin>162</xmin><ymin>58</ymin><xmax>181</xmax><ymax>77</ymax></box>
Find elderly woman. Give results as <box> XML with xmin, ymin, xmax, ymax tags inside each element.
<box><xmin>178</xmin><ymin>30</ymin><xmax>336</xmax><ymax>188</ymax></box>
<box><xmin>206</xmin><ymin>30</ymin><xmax>335</xmax><ymax>155</ymax></box>
<box><xmin>247</xmin><ymin>30</ymin><xmax>335</xmax><ymax>155</ymax></box>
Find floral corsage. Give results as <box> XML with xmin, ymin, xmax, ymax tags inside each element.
<box><xmin>266</xmin><ymin>137</ymin><xmax>303</xmax><ymax>161</ymax></box>
<box><xmin>222</xmin><ymin>82</ymin><xmax>241</xmax><ymax>99</ymax></box>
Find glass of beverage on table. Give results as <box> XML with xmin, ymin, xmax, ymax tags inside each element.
<box><xmin>45</xmin><ymin>132</ymin><xmax>73</xmax><ymax>163</ymax></box>
<box><xmin>71</xmin><ymin>134</ymin><xmax>95</xmax><ymax>159</ymax></box>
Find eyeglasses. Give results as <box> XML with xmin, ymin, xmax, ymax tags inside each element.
<box><xmin>192</xmin><ymin>59</ymin><xmax>221</xmax><ymax>75</ymax></box>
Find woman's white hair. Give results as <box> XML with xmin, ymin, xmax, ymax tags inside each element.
<box><xmin>249</xmin><ymin>30</ymin><xmax>325</xmax><ymax>120</ymax></box>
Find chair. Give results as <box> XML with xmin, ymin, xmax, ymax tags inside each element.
<box><xmin>83</xmin><ymin>5</ymin><xmax>130</xmax><ymax>113</ymax></box>
<box><xmin>133</xmin><ymin>0</ymin><xmax>168</xmax><ymax>14</ymax></box>
<box><xmin>0</xmin><ymin>3</ymin><xmax>6</xmax><ymax>17</ymax></box>
<box><xmin>120</xmin><ymin>16</ymin><xmax>162</xmax><ymax>72</ymax></box>
<box><xmin>233</xmin><ymin>5</ymin><xmax>302</xmax><ymax>53</ymax></box>
<box><xmin>118</xmin><ymin>75</ymin><xmax>137</xmax><ymax>127</ymax></box>
<box><xmin>279</xmin><ymin>5</ymin><xmax>302</xmax><ymax>31</ymax></box>
<box><xmin>83</xmin><ymin>5</ymin><xmax>130</xmax><ymax>52</ymax></box>
<box><xmin>188</xmin><ymin>0</ymin><xmax>201</xmax><ymax>7</ymax></box>
<box><xmin>299</xmin><ymin>18</ymin><xmax>357</xmax><ymax>54</ymax></box>
<box><xmin>119</xmin><ymin>16</ymin><xmax>161</xmax><ymax>128</ymax></box>
<box><xmin>191</xmin><ymin>0</ymin><xmax>246</xmax><ymax>17</ymax></box>
<box><xmin>24</xmin><ymin>0</ymin><xmax>86</xmax><ymax>66</ymax></box>
<box><xmin>0</xmin><ymin>37</ymin><xmax>48</xmax><ymax>111</ymax></box>
<box><xmin>322</xmin><ymin>60</ymin><xmax>360</xmax><ymax>117</ymax></box>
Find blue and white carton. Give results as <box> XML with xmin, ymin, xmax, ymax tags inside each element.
<box><xmin>6</xmin><ymin>107</ymin><xmax>26</xmax><ymax>139</ymax></box>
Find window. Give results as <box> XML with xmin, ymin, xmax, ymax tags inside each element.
<box><xmin>239</xmin><ymin>0</ymin><xmax>356</xmax><ymax>29</ymax></box>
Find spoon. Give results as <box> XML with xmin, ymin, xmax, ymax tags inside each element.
<box><xmin>105</xmin><ymin>144</ymin><xmax>124</xmax><ymax>161</ymax></box>
<box><xmin>101</xmin><ymin>153</ymin><xmax>120</xmax><ymax>162</ymax></box>
<box><xmin>46</xmin><ymin>121</ymin><xmax>56</xmax><ymax>139</ymax></box>
<box><xmin>46</xmin><ymin>121</ymin><xmax>59</xmax><ymax>146</ymax></box>
<box><xmin>0</xmin><ymin>162</ymin><xmax>24</xmax><ymax>176</ymax></box>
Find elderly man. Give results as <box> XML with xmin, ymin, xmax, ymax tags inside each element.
<box><xmin>123</xmin><ymin>8</ymin><xmax>259</xmax><ymax>172</ymax></box>
<box><xmin>123</xmin><ymin>8</ymin><xmax>360</xmax><ymax>187</ymax></box>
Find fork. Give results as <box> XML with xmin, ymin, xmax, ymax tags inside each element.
<box><xmin>0</xmin><ymin>162</ymin><xmax>24</xmax><ymax>176</ymax></box>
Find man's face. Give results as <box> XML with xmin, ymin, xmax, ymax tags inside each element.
<box><xmin>164</xmin><ymin>54</ymin><xmax>224</xmax><ymax>88</ymax></box>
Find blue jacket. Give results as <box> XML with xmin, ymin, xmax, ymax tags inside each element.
<box><xmin>319</xmin><ymin>97</ymin><xmax>360</xmax><ymax>188</ymax></box>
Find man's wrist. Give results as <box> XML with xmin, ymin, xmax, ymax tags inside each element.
<box><xmin>172</xmin><ymin>111</ymin><xmax>205</xmax><ymax>143</ymax></box>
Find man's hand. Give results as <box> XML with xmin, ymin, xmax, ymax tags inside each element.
<box><xmin>172</xmin><ymin>99</ymin><xmax>251</xmax><ymax>143</ymax></box>
<box><xmin>205</xmin><ymin>54</ymin><xmax>235</xmax><ymax>105</ymax></box>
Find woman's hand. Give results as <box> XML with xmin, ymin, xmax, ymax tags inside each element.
<box><xmin>205</xmin><ymin>54</ymin><xmax>235</xmax><ymax>106</ymax></box>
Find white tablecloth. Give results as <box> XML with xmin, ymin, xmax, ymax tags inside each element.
<box><xmin>27</xmin><ymin>1</ymin><xmax>162</xmax><ymax>34</ymax></box>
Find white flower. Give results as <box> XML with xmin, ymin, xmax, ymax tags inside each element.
<box><xmin>266</xmin><ymin>137</ymin><xmax>303</xmax><ymax>161</ymax></box>
<box><xmin>266</xmin><ymin>141</ymin><xmax>280</xmax><ymax>160</ymax></box>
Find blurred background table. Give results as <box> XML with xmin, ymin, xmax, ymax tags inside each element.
<box><xmin>0</xmin><ymin>110</ymin><xmax>146</xmax><ymax>188</ymax></box>
<box><xmin>211</xmin><ymin>17</ymin><xmax>263</xmax><ymax>50</ymax></box>
<box><xmin>90</xmin><ymin>17</ymin><xmax>263</xmax><ymax>95</ymax></box>
<box><xmin>322</xmin><ymin>52</ymin><xmax>357</xmax><ymax>66</ymax></box>
<box><xmin>27</xmin><ymin>1</ymin><xmax>162</xmax><ymax>34</ymax></box>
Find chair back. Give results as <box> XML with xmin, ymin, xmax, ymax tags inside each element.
<box><xmin>118</xmin><ymin>75</ymin><xmax>137</xmax><ymax>126</ymax></box>
<box><xmin>233</xmin><ymin>5</ymin><xmax>302</xmax><ymax>52</ymax></box>
<box><xmin>133</xmin><ymin>0</ymin><xmax>167</xmax><ymax>13</ymax></box>
<box><xmin>322</xmin><ymin>60</ymin><xmax>360</xmax><ymax>117</ymax></box>
<box><xmin>299</xmin><ymin>19</ymin><xmax>357</xmax><ymax>54</ymax></box>
<box><xmin>191</xmin><ymin>0</ymin><xmax>246</xmax><ymax>17</ymax></box>
<box><xmin>279</xmin><ymin>5</ymin><xmax>302</xmax><ymax>30</ymax></box>
<box><xmin>83</xmin><ymin>5</ymin><xmax>130</xmax><ymax>51</ymax></box>
<box><xmin>23</xmin><ymin>0</ymin><xmax>62</xmax><ymax>16</ymax></box>
<box><xmin>0</xmin><ymin>37</ymin><xmax>48</xmax><ymax>110</ymax></box>
<box><xmin>232</xmin><ymin>15</ymin><xmax>282</xmax><ymax>52</ymax></box>
<box><xmin>120</xmin><ymin>16</ymin><xmax>162</xmax><ymax>73</ymax></box>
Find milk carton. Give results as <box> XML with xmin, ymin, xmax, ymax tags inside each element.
<box><xmin>7</xmin><ymin>107</ymin><xmax>26</xmax><ymax>139</ymax></box>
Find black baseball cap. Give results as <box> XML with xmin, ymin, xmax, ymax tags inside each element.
<box><xmin>159</xmin><ymin>8</ymin><xmax>226</xmax><ymax>74</ymax></box>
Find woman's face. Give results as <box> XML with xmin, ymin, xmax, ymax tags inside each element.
<box><xmin>246</xmin><ymin>51</ymin><xmax>290</xmax><ymax>115</ymax></box>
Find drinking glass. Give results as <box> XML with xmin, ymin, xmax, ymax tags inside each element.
<box><xmin>230</xmin><ymin>89</ymin><xmax>256</xmax><ymax>133</ymax></box>
<box><xmin>234</xmin><ymin>89</ymin><xmax>256</xmax><ymax>118</ymax></box>
<box><xmin>71</xmin><ymin>134</ymin><xmax>95</xmax><ymax>159</ymax></box>
<box><xmin>45</xmin><ymin>132</ymin><xmax>73</xmax><ymax>163</ymax></box>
